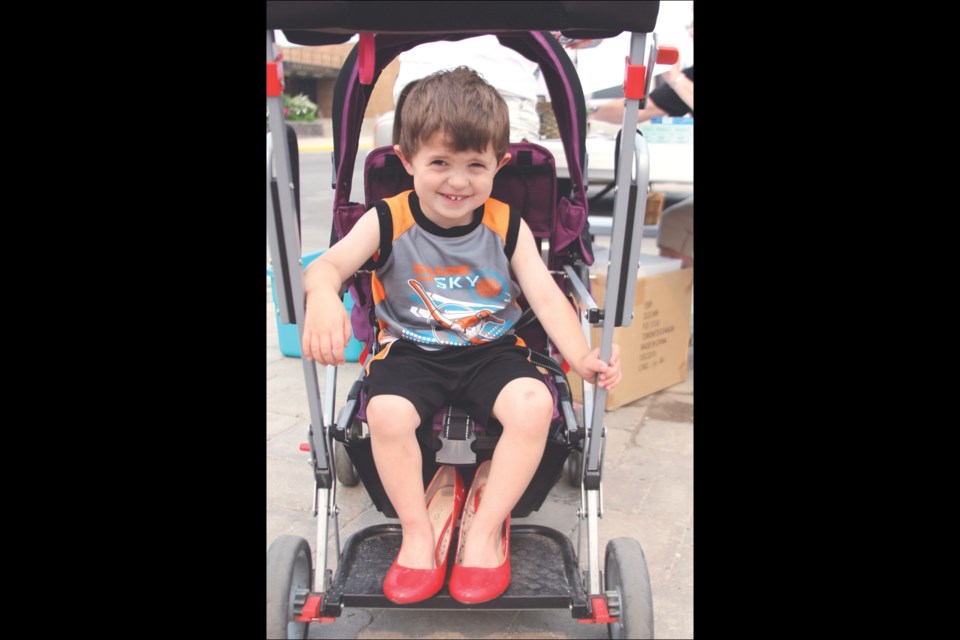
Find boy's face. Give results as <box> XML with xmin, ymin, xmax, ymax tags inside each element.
<box><xmin>395</xmin><ymin>132</ymin><xmax>510</xmax><ymax>229</ymax></box>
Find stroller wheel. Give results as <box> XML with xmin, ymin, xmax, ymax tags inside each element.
<box><xmin>267</xmin><ymin>535</ymin><xmax>313</xmax><ymax>639</ymax></box>
<box><xmin>566</xmin><ymin>450</ymin><xmax>582</xmax><ymax>487</ymax></box>
<box><xmin>335</xmin><ymin>439</ymin><xmax>360</xmax><ymax>486</ymax></box>
<box><xmin>604</xmin><ymin>537</ymin><xmax>654</xmax><ymax>639</ymax></box>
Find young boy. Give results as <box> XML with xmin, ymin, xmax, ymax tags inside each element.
<box><xmin>301</xmin><ymin>67</ymin><xmax>621</xmax><ymax>604</ymax></box>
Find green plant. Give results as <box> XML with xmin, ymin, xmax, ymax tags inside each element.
<box><xmin>283</xmin><ymin>93</ymin><xmax>318</xmax><ymax>121</ymax></box>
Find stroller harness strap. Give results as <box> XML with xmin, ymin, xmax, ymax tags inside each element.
<box><xmin>437</xmin><ymin>406</ymin><xmax>477</xmax><ymax>466</ymax></box>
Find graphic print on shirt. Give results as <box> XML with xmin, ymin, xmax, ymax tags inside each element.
<box><xmin>406</xmin><ymin>278</ymin><xmax>511</xmax><ymax>345</ymax></box>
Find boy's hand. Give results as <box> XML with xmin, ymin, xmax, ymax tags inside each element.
<box><xmin>575</xmin><ymin>344</ymin><xmax>622</xmax><ymax>390</ymax></box>
<box><xmin>301</xmin><ymin>291</ymin><xmax>354</xmax><ymax>366</ymax></box>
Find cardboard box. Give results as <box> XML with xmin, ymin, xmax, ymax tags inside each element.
<box><xmin>570</xmin><ymin>265</ymin><xmax>693</xmax><ymax>409</ymax></box>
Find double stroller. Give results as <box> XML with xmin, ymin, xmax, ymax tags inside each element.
<box><xmin>266</xmin><ymin>2</ymin><xmax>674</xmax><ymax>638</ymax></box>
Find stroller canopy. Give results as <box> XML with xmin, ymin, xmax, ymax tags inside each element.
<box><xmin>268</xmin><ymin>1</ymin><xmax>661</xmax><ymax>45</ymax></box>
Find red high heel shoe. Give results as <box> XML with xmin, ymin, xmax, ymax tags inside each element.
<box><xmin>383</xmin><ymin>465</ymin><xmax>464</xmax><ymax>604</ymax></box>
<box><xmin>448</xmin><ymin>460</ymin><xmax>511</xmax><ymax>604</ymax></box>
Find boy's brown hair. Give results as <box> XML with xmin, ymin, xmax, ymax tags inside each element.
<box><xmin>396</xmin><ymin>66</ymin><xmax>510</xmax><ymax>161</ymax></box>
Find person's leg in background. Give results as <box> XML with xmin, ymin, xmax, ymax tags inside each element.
<box><xmin>502</xmin><ymin>94</ymin><xmax>542</xmax><ymax>142</ymax></box>
<box><xmin>657</xmin><ymin>195</ymin><xmax>693</xmax><ymax>267</ymax></box>
<box><xmin>657</xmin><ymin>195</ymin><xmax>694</xmax><ymax>346</ymax></box>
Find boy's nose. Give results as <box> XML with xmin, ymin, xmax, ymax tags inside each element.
<box><xmin>446</xmin><ymin>172</ymin><xmax>468</xmax><ymax>189</ymax></box>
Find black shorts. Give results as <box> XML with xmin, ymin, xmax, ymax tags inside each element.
<box><xmin>363</xmin><ymin>337</ymin><xmax>546</xmax><ymax>428</ymax></box>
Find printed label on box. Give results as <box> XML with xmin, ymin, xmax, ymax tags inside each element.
<box><xmin>638</xmin><ymin>120</ymin><xmax>694</xmax><ymax>145</ymax></box>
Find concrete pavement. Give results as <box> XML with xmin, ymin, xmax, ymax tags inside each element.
<box><xmin>267</xmin><ymin>119</ymin><xmax>694</xmax><ymax>639</ymax></box>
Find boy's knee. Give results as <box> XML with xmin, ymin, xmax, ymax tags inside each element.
<box><xmin>527</xmin><ymin>386</ymin><xmax>554</xmax><ymax>423</ymax></box>
<box><xmin>366</xmin><ymin>395</ymin><xmax>420</xmax><ymax>437</ymax></box>
<box><xmin>496</xmin><ymin>380</ymin><xmax>553</xmax><ymax>432</ymax></box>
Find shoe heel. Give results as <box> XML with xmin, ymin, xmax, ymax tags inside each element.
<box><xmin>454</xmin><ymin>460</ymin><xmax>490</xmax><ymax>565</ymax></box>
<box><xmin>448</xmin><ymin>461</ymin><xmax>510</xmax><ymax>604</ymax></box>
<box><xmin>426</xmin><ymin>467</ymin><xmax>463</xmax><ymax>568</ymax></box>
<box><xmin>382</xmin><ymin>465</ymin><xmax>464</xmax><ymax>604</ymax></box>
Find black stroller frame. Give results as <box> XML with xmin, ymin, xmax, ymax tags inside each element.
<box><xmin>267</xmin><ymin>3</ymin><xmax>674</xmax><ymax>638</ymax></box>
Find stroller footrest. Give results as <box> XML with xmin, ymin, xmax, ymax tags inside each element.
<box><xmin>324</xmin><ymin>524</ymin><xmax>587</xmax><ymax>612</ymax></box>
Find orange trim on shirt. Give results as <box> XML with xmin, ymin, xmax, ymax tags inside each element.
<box><xmin>372</xmin><ymin>192</ymin><xmax>414</xmax><ymax>307</ymax></box>
<box><xmin>482</xmin><ymin>198</ymin><xmax>511</xmax><ymax>243</ymax></box>
<box><xmin>371</xmin><ymin>272</ymin><xmax>386</xmax><ymax>305</ymax></box>
<box><xmin>382</xmin><ymin>190</ymin><xmax>417</xmax><ymax>242</ymax></box>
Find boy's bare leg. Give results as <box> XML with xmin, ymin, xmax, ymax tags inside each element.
<box><xmin>366</xmin><ymin>394</ymin><xmax>436</xmax><ymax>570</ymax></box>
<box><xmin>460</xmin><ymin>378</ymin><xmax>553</xmax><ymax>567</ymax></box>
<box><xmin>658</xmin><ymin>245</ymin><xmax>693</xmax><ymax>267</ymax></box>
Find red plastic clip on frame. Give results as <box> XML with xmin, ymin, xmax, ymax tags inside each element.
<box><xmin>358</xmin><ymin>33</ymin><xmax>376</xmax><ymax>85</ymax></box>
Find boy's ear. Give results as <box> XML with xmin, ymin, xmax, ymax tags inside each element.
<box><xmin>496</xmin><ymin>152</ymin><xmax>512</xmax><ymax>171</ymax></box>
<box><xmin>394</xmin><ymin>144</ymin><xmax>414</xmax><ymax>175</ymax></box>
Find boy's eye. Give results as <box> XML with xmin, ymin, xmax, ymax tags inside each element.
<box><xmin>430</xmin><ymin>160</ymin><xmax>446</xmax><ymax>166</ymax></box>
<box><xmin>470</xmin><ymin>163</ymin><xmax>486</xmax><ymax>169</ymax></box>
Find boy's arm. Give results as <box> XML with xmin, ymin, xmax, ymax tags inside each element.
<box><xmin>510</xmin><ymin>220</ymin><xmax>621</xmax><ymax>390</ymax></box>
<box><xmin>301</xmin><ymin>208</ymin><xmax>381</xmax><ymax>365</ymax></box>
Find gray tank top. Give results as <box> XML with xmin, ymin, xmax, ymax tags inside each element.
<box><xmin>370</xmin><ymin>190</ymin><xmax>523</xmax><ymax>348</ymax></box>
